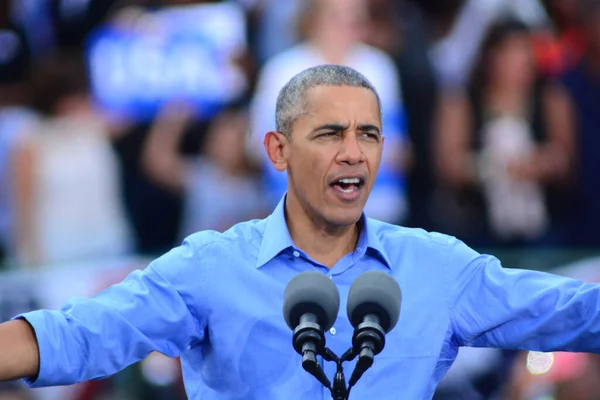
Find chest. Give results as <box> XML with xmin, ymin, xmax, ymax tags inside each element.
<box><xmin>184</xmin><ymin>256</ymin><xmax>454</xmax><ymax>398</ymax></box>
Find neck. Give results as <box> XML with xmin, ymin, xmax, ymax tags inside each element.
<box><xmin>484</xmin><ymin>83</ymin><xmax>529</xmax><ymax>115</ymax></box>
<box><xmin>284</xmin><ymin>194</ymin><xmax>360</xmax><ymax>269</ymax></box>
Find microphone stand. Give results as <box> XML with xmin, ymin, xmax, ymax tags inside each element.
<box><xmin>313</xmin><ymin>346</ymin><xmax>369</xmax><ymax>400</ymax></box>
<box><xmin>322</xmin><ymin>348</ymin><xmax>349</xmax><ymax>400</ymax></box>
<box><xmin>296</xmin><ymin>317</ymin><xmax>385</xmax><ymax>400</ymax></box>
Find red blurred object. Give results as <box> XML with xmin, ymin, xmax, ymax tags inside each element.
<box><xmin>532</xmin><ymin>27</ymin><xmax>587</xmax><ymax>77</ymax></box>
<box><xmin>548</xmin><ymin>352</ymin><xmax>590</xmax><ymax>383</ymax></box>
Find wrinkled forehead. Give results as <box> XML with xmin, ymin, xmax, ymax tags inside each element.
<box><xmin>300</xmin><ymin>85</ymin><xmax>382</xmax><ymax>126</ymax></box>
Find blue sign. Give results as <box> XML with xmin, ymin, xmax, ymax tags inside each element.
<box><xmin>85</xmin><ymin>3</ymin><xmax>247</xmax><ymax>121</ymax></box>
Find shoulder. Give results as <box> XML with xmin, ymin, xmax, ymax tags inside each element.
<box><xmin>147</xmin><ymin>218</ymin><xmax>267</xmax><ymax>284</ymax></box>
<box><xmin>183</xmin><ymin>218</ymin><xmax>266</xmax><ymax>254</ymax></box>
<box><xmin>369</xmin><ymin>218</ymin><xmax>456</xmax><ymax>247</ymax></box>
<box><xmin>368</xmin><ymin>219</ymin><xmax>482</xmax><ymax>267</ymax></box>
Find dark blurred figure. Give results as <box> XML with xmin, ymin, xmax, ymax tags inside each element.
<box><xmin>556</xmin><ymin>0</ymin><xmax>600</xmax><ymax>247</ymax></box>
<box><xmin>141</xmin><ymin>101</ymin><xmax>264</xmax><ymax>239</ymax></box>
<box><xmin>111</xmin><ymin>120</ymin><xmax>205</xmax><ymax>256</ymax></box>
<box><xmin>363</xmin><ymin>0</ymin><xmax>440</xmax><ymax>231</ymax></box>
<box><xmin>411</xmin><ymin>0</ymin><xmax>465</xmax><ymax>39</ymax></box>
<box><xmin>0</xmin><ymin>0</ymin><xmax>36</xmax><ymax>268</ymax></box>
<box><xmin>51</xmin><ymin>0</ymin><xmax>122</xmax><ymax>49</ymax></box>
<box><xmin>434</xmin><ymin>19</ymin><xmax>575</xmax><ymax>247</ymax></box>
<box><xmin>0</xmin><ymin>0</ymin><xmax>31</xmax><ymax>87</ymax></box>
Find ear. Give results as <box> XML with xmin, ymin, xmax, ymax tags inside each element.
<box><xmin>264</xmin><ymin>130</ymin><xmax>289</xmax><ymax>172</ymax></box>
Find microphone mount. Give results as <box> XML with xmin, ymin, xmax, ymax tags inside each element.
<box><xmin>293</xmin><ymin>313</ymin><xmax>331</xmax><ymax>389</ymax></box>
<box><xmin>300</xmin><ymin>338</ymin><xmax>381</xmax><ymax>400</ymax></box>
<box><xmin>348</xmin><ymin>313</ymin><xmax>385</xmax><ymax>387</ymax></box>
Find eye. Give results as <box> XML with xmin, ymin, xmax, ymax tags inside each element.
<box><xmin>318</xmin><ymin>131</ymin><xmax>339</xmax><ymax>137</ymax></box>
<box><xmin>361</xmin><ymin>132</ymin><xmax>380</xmax><ymax>141</ymax></box>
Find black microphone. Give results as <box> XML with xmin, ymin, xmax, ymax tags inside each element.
<box><xmin>283</xmin><ymin>271</ymin><xmax>340</xmax><ymax>389</ymax></box>
<box><xmin>346</xmin><ymin>271</ymin><xmax>401</xmax><ymax>388</ymax></box>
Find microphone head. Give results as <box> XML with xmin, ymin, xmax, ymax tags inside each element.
<box><xmin>347</xmin><ymin>271</ymin><xmax>401</xmax><ymax>333</ymax></box>
<box><xmin>283</xmin><ymin>271</ymin><xmax>340</xmax><ymax>332</ymax></box>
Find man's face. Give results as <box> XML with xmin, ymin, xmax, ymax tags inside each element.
<box><xmin>280</xmin><ymin>85</ymin><xmax>383</xmax><ymax>226</ymax></box>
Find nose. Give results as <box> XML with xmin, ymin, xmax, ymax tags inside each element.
<box><xmin>336</xmin><ymin>133</ymin><xmax>365</xmax><ymax>165</ymax></box>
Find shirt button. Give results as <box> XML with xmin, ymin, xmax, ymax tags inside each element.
<box><xmin>329</xmin><ymin>327</ymin><xmax>336</xmax><ymax>335</ymax></box>
<box><xmin>293</xmin><ymin>251</ymin><xmax>300</xmax><ymax>257</ymax></box>
<box><xmin>357</xmin><ymin>247</ymin><xmax>362</xmax><ymax>252</ymax></box>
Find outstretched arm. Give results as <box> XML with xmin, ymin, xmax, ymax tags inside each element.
<box><xmin>0</xmin><ymin>319</ymin><xmax>40</xmax><ymax>381</ymax></box>
<box><xmin>0</xmin><ymin>239</ymin><xmax>207</xmax><ymax>387</ymax></box>
<box><xmin>447</xmin><ymin>239</ymin><xmax>600</xmax><ymax>352</ymax></box>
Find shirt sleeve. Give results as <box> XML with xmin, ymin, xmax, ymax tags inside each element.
<box><xmin>446</xmin><ymin>237</ymin><xmax>600</xmax><ymax>352</ymax></box>
<box><xmin>14</xmin><ymin>239</ymin><xmax>207</xmax><ymax>388</ymax></box>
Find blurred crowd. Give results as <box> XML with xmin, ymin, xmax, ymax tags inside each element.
<box><xmin>1</xmin><ymin>0</ymin><xmax>600</xmax><ymax>399</ymax></box>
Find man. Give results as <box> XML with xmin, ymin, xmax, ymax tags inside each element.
<box><xmin>249</xmin><ymin>0</ymin><xmax>409</xmax><ymax>225</ymax></box>
<box><xmin>1</xmin><ymin>64</ymin><xmax>600</xmax><ymax>399</ymax></box>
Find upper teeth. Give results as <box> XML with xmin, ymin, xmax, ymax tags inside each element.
<box><xmin>338</xmin><ymin>178</ymin><xmax>360</xmax><ymax>184</ymax></box>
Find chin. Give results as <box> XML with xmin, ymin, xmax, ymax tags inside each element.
<box><xmin>324</xmin><ymin>208</ymin><xmax>363</xmax><ymax>227</ymax></box>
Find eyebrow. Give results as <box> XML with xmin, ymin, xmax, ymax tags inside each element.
<box><xmin>312</xmin><ymin>124</ymin><xmax>347</xmax><ymax>133</ymax></box>
<box><xmin>311</xmin><ymin>123</ymin><xmax>381</xmax><ymax>135</ymax></box>
<box><xmin>358</xmin><ymin>124</ymin><xmax>381</xmax><ymax>135</ymax></box>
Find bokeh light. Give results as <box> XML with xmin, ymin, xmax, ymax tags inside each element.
<box><xmin>526</xmin><ymin>351</ymin><xmax>555</xmax><ymax>375</ymax></box>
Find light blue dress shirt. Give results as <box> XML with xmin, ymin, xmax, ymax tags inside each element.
<box><xmin>16</xmin><ymin>196</ymin><xmax>600</xmax><ymax>399</ymax></box>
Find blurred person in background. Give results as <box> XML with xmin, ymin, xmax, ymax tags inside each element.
<box><xmin>428</xmin><ymin>0</ymin><xmax>549</xmax><ymax>90</ymax></box>
<box><xmin>249</xmin><ymin>0</ymin><xmax>410</xmax><ymax>225</ymax></box>
<box><xmin>0</xmin><ymin>0</ymin><xmax>38</xmax><ymax>268</ymax></box>
<box><xmin>555</xmin><ymin>0</ymin><xmax>600</xmax><ymax>247</ymax></box>
<box><xmin>10</xmin><ymin>51</ymin><xmax>133</xmax><ymax>267</ymax></box>
<box><xmin>362</xmin><ymin>0</ymin><xmax>441</xmax><ymax>232</ymax></box>
<box><xmin>104</xmin><ymin>0</ymin><xmax>255</xmax><ymax>255</ymax></box>
<box><xmin>433</xmin><ymin>19</ymin><xmax>575</xmax><ymax>247</ymax></box>
<box><xmin>141</xmin><ymin>101</ymin><xmax>264</xmax><ymax>239</ymax></box>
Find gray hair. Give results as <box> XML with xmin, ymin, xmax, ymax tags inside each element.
<box><xmin>275</xmin><ymin>64</ymin><xmax>382</xmax><ymax>137</ymax></box>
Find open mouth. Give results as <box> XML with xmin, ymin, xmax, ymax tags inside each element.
<box><xmin>330</xmin><ymin>177</ymin><xmax>365</xmax><ymax>194</ymax></box>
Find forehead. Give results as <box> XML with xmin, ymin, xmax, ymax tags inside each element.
<box><xmin>300</xmin><ymin>85</ymin><xmax>381</xmax><ymax>126</ymax></box>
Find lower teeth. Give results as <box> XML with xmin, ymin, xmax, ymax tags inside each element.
<box><xmin>341</xmin><ymin>188</ymin><xmax>354</xmax><ymax>193</ymax></box>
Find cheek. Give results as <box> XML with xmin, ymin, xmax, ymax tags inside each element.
<box><xmin>289</xmin><ymin>149</ymin><xmax>331</xmax><ymax>190</ymax></box>
<box><xmin>366</xmin><ymin>143</ymin><xmax>384</xmax><ymax>167</ymax></box>
<box><xmin>289</xmin><ymin>152</ymin><xmax>320</xmax><ymax>181</ymax></box>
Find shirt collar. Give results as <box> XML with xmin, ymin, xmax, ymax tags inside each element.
<box><xmin>359</xmin><ymin>214</ymin><xmax>393</xmax><ymax>270</ymax></box>
<box><xmin>256</xmin><ymin>195</ymin><xmax>295</xmax><ymax>268</ymax></box>
<box><xmin>256</xmin><ymin>194</ymin><xmax>393</xmax><ymax>270</ymax></box>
